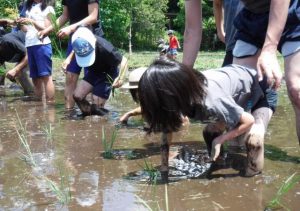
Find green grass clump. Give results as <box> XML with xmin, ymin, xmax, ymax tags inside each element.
<box><xmin>140</xmin><ymin>159</ymin><xmax>159</xmax><ymax>184</ymax></box>
<box><xmin>266</xmin><ymin>173</ymin><xmax>300</xmax><ymax>211</ymax></box>
<box><xmin>101</xmin><ymin>126</ymin><xmax>118</xmax><ymax>159</ymax></box>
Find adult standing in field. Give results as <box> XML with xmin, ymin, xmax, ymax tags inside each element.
<box><xmin>167</xmin><ymin>30</ymin><xmax>181</xmax><ymax>60</ymax></box>
<box><xmin>232</xmin><ymin>0</ymin><xmax>300</xmax><ymax>145</ymax></box>
<box><xmin>39</xmin><ymin>0</ymin><xmax>104</xmax><ymax>110</ymax></box>
<box><xmin>213</xmin><ymin>0</ymin><xmax>243</xmax><ymax>66</ymax></box>
<box><xmin>0</xmin><ymin>30</ymin><xmax>34</xmax><ymax>95</ymax></box>
<box><xmin>183</xmin><ymin>0</ymin><xmax>300</xmax><ymax>167</ymax></box>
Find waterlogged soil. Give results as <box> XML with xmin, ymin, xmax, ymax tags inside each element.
<box><xmin>0</xmin><ymin>80</ymin><xmax>300</xmax><ymax>211</ymax></box>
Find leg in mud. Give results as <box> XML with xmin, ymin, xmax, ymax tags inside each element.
<box><xmin>160</xmin><ymin>132</ymin><xmax>172</xmax><ymax>183</ymax></box>
<box><xmin>16</xmin><ymin>66</ymin><xmax>34</xmax><ymax>96</ymax></box>
<box><xmin>203</xmin><ymin>123</ymin><xmax>225</xmax><ymax>157</ymax></box>
<box><xmin>243</xmin><ymin>107</ymin><xmax>272</xmax><ymax>177</ymax></box>
<box><xmin>0</xmin><ymin>75</ymin><xmax>5</xmax><ymax>86</ymax></box>
<box><xmin>73</xmin><ymin>80</ymin><xmax>109</xmax><ymax>116</ymax></box>
<box><xmin>73</xmin><ymin>80</ymin><xmax>93</xmax><ymax>116</ymax></box>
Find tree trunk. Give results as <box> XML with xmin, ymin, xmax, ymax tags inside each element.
<box><xmin>128</xmin><ymin>22</ymin><xmax>132</xmax><ymax>55</ymax></box>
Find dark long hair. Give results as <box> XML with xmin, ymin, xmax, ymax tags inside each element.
<box><xmin>26</xmin><ymin>0</ymin><xmax>52</xmax><ymax>11</ymax></box>
<box><xmin>138</xmin><ymin>57</ymin><xmax>207</xmax><ymax>133</ymax></box>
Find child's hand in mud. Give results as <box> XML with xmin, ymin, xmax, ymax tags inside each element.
<box><xmin>211</xmin><ymin>136</ymin><xmax>225</xmax><ymax>161</ymax></box>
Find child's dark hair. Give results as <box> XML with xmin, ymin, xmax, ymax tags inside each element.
<box><xmin>26</xmin><ymin>0</ymin><xmax>53</xmax><ymax>11</ymax></box>
<box><xmin>138</xmin><ymin>57</ymin><xmax>207</xmax><ymax>133</ymax></box>
<box><xmin>129</xmin><ymin>89</ymin><xmax>139</xmax><ymax>103</ymax></box>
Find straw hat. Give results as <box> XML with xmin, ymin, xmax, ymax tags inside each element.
<box><xmin>121</xmin><ymin>67</ymin><xmax>148</xmax><ymax>89</ymax></box>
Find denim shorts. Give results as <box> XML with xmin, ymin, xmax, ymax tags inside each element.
<box><xmin>66</xmin><ymin>39</ymin><xmax>88</xmax><ymax>75</ymax></box>
<box><xmin>168</xmin><ymin>48</ymin><xmax>178</xmax><ymax>55</ymax></box>
<box><xmin>83</xmin><ymin>68</ymin><xmax>119</xmax><ymax>99</ymax></box>
<box><xmin>27</xmin><ymin>44</ymin><xmax>52</xmax><ymax>79</ymax></box>
<box><xmin>251</xmin><ymin>77</ymin><xmax>278</xmax><ymax>113</ymax></box>
<box><xmin>233</xmin><ymin>1</ymin><xmax>300</xmax><ymax>57</ymax></box>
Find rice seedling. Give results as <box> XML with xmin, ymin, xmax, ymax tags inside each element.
<box><xmin>15</xmin><ymin>112</ymin><xmax>71</xmax><ymax>205</ymax></box>
<box><xmin>266</xmin><ymin>172</ymin><xmax>300</xmax><ymax>211</ymax></box>
<box><xmin>44</xmin><ymin>163</ymin><xmax>71</xmax><ymax>205</ymax></box>
<box><xmin>134</xmin><ymin>184</ymin><xmax>169</xmax><ymax>211</ymax></box>
<box><xmin>15</xmin><ymin>111</ymin><xmax>37</xmax><ymax>166</ymax></box>
<box><xmin>49</xmin><ymin>14</ymin><xmax>64</xmax><ymax>59</ymax></box>
<box><xmin>101</xmin><ymin>126</ymin><xmax>118</xmax><ymax>159</ymax></box>
<box><xmin>139</xmin><ymin>159</ymin><xmax>159</xmax><ymax>184</ymax></box>
<box><xmin>0</xmin><ymin>66</ymin><xmax>6</xmax><ymax>76</ymax></box>
<box><xmin>164</xmin><ymin>184</ymin><xmax>169</xmax><ymax>211</ymax></box>
<box><xmin>41</xmin><ymin>123</ymin><xmax>53</xmax><ymax>141</ymax></box>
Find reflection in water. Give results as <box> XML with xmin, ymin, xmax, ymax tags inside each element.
<box><xmin>102</xmin><ymin>180</ymin><xmax>147</xmax><ymax>211</ymax></box>
<box><xmin>75</xmin><ymin>171</ymin><xmax>99</xmax><ymax>207</ymax></box>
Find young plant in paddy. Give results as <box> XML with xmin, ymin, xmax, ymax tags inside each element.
<box><xmin>101</xmin><ymin>126</ymin><xmax>118</xmax><ymax>159</ymax></box>
<box><xmin>49</xmin><ymin>14</ymin><xmax>64</xmax><ymax>59</ymax></box>
<box><xmin>140</xmin><ymin>158</ymin><xmax>159</xmax><ymax>184</ymax></box>
<box><xmin>266</xmin><ymin>172</ymin><xmax>300</xmax><ymax>210</ymax></box>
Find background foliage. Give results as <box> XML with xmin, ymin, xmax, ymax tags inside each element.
<box><xmin>0</xmin><ymin>0</ymin><xmax>223</xmax><ymax>53</ymax></box>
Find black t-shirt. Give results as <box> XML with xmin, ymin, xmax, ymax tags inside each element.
<box><xmin>62</xmin><ymin>0</ymin><xmax>104</xmax><ymax>36</ymax></box>
<box><xmin>0</xmin><ymin>31</ymin><xmax>26</xmax><ymax>64</ymax></box>
<box><xmin>89</xmin><ymin>36</ymin><xmax>122</xmax><ymax>74</ymax></box>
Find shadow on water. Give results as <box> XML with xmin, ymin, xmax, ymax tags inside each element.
<box><xmin>265</xmin><ymin>144</ymin><xmax>300</xmax><ymax>164</ymax></box>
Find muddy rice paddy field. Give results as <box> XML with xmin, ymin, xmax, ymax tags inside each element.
<box><xmin>0</xmin><ymin>53</ymin><xmax>300</xmax><ymax>210</ymax></box>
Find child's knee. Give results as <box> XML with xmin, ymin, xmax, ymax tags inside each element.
<box><xmin>245</xmin><ymin>129</ymin><xmax>264</xmax><ymax>149</ymax></box>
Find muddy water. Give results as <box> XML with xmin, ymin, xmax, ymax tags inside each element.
<box><xmin>0</xmin><ymin>81</ymin><xmax>300</xmax><ymax>211</ymax></box>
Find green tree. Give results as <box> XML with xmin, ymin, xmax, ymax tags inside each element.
<box><xmin>101</xmin><ymin>0</ymin><xmax>168</xmax><ymax>52</ymax></box>
<box><xmin>173</xmin><ymin>0</ymin><xmax>221</xmax><ymax>50</ymax></box>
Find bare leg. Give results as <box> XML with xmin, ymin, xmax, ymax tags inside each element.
<box><xmin>284</xmin><ymin>52</ymin><xmax>300</xmax><ymax>145</ymax></box>
<box><xmin>42</xmin><ymin>75</ymin><xmax>55</xmax><ymax>104</ymax></box>
<box><xmin>65</xmin><ymin>72</ymin><xmax>79</xmax><ymax>109</ymax></box>
<box><xmin>92</xmin><ymin>95</ymin><xmax>107</xmax><ymax>108</ymax></box>
<box><xmin>16</xmin><ymin>66</ymin><xmax>34</xmax><ymax>96</ymax></box>
<box><xmin>243</xmin><ymin>107</ymin><xmax>273</xmax><ymax>177</ymax></box>
<box><xmin>73</xmin><ymin>80</ymin><xmax>108</xmax><ymax>116</ymax></box>
<box><xmin>160</xmin><ymin>132</ymin><xmax>172</xmax><ymax>183</ymax></box>
<box><xmin>32</xmin><ymin>78</ymin><xmax>43</xmax><ymax>100</ymax></box>
<box><xmin>0</xmin><ymin>75</ymin><xmax>5</xmax><ymax>86</ymax></box>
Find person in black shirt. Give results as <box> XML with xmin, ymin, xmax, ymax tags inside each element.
<box><xmin>62</xmin><ymin>27</ymin><xmax>124</xmax><ymax>116</ymax></box>
<box><xmin>39</xmin><ymin>0</ymin><xmax>104</xmax><ymax>110</ymax></box>
<box><xmin>0</xmin><ymin>30</ymin><xmax>34</xmax><ymax>95</ymax></box>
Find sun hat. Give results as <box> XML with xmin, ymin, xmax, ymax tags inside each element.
<box><xmin>121</xmin><ymin>67</ymin><xmax>148</xmax><ymax>89</ymax></box>
<box><xmin>71</xmin><ymin>26</ymin><xmax>96</xmax><ymax>67</ymax></box>
<box><xmin>167</xmin><ymin>29</ymin><xmax>174</xmax><ymax>35</ymax></box>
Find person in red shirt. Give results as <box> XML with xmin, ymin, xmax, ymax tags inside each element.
<box><xmin>167</xmin><ymin>30</ymin><xmax>181</xmax><ymax>60</ymax></box>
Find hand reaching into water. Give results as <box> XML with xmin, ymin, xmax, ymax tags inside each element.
<box><xmin>211</xmin><ymin>135</ymin><xmax>225</xmax><ymax>161</ymax></box>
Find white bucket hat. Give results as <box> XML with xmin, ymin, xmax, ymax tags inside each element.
<box><xmin>71</xmin><ymin>27</ymin><xmax>96</xmax><ymax>67</ymax></box>
<box><xmin>121</xmin><ymin>67</ymin><xmax>148</xmax><ymax>89</ymax></box>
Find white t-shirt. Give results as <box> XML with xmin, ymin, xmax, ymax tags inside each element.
<box><xmin>25</xmin><ymin>3</ymin><xmax>55</xmax><ymax>47</ymax></box>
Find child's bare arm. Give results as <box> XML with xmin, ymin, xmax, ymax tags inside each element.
<box><xmin>211</xmin><ymin>112</ymin><xmax>255</xmax><ymax>161</ymax></box>
<box><xmin>61</xmin><ymin>50</ymin><xmax>75</xmax><ymax>73</ymax></box>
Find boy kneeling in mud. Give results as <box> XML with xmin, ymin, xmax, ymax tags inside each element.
<box><xmin>138</xmin><ymin>57</ymin><xmax>276</xmax><ymax>179</ymax></box>
<box><xmin>62</xmin><ymin>26</ymin><xmax>127</xmax><ymax>116</ymax></box>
